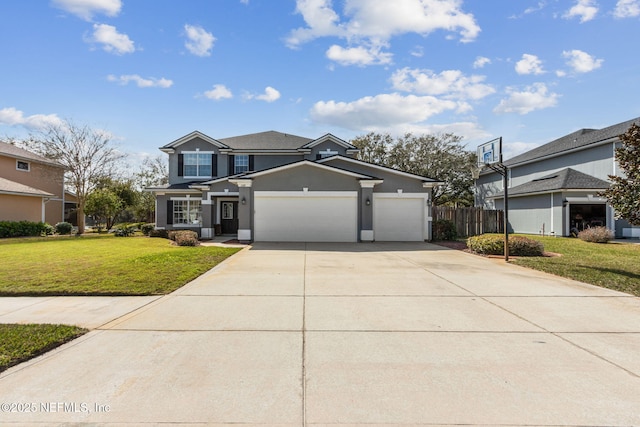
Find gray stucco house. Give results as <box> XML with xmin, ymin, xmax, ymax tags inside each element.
<box><xmin>476</xmin><ymin>117</ymin><xmax>640</xmax><ymax>238</ymax></box>
<box><xmin>148</xmin><ymin>130</ymin><xmax>441</xmax><ymax>242</ymax></box>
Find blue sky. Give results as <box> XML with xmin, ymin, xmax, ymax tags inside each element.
<box><xmin>1</xmin><ymin>0</ymin><xmax>639</xmax><ymax>163</ymax></box>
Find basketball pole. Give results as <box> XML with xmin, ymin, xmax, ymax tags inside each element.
<box><xmin>500</xmin><ymin>137</ymin><xmax>509</xmax><ymax>262</ymax></box>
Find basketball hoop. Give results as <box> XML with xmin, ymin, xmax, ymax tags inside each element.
<box><xmin>471</xmin><ymin>166</ymin><xmax>482</xmax><ymax>180</ymax></box>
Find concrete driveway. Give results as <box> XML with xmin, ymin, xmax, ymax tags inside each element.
<box><xmin>1</xmin><ymin>242</ymin><xmax>639</xmax><ymax>426</ymax></box>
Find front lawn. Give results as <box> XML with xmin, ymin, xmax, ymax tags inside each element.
<box><xmin>0</xmin><ymin>324</ymin><xmax>87</xmax><ymax>372</ymax></box>
<box><xmin>0</xmin><ymin>235</ymin><xmax>242</xmax><ymax>295</ymax></box>
<box><xmin>511</xmin><ymin>235</ymin><xmax>640</xmax><ymax>296</ymax></box>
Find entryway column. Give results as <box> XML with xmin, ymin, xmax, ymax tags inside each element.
<box><xmin>232</xmin><ymin>179</ymin><xmax>253</xmax><ymax>242</ymax></box>
<box><xmin>359</xmin><ymin>180</ymin><xmax>383</xmax><ymax>241</ymax></box>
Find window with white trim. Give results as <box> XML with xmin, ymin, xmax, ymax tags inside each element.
<box><xmin>16</xmin><ymin>160</ymin><xmax>30</xmax><ymax>171</ymax></box>
<box><xmin>234</xmin><ymin>155</ymin><xmax>249</xmax><ymax>173</ymax></box>
<box><xmin>318</xmin><ymin>149</ymin><xmax>339</xmax><ymax>159</ymax></box>
<box><xmin>183</xmin><ymin>153</ymin><xmax>212</xmax><ymax>177</ymax></box>
<box><xmin>173</xmin><ymin>199</ymin><xmax>202</xmax><ymax>225</ymax></box>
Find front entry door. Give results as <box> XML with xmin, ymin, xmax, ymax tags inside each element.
<box><xmin>220</xmin><ymin>201</ymin><xmax>239</xmax><ymax>234</ymax></box>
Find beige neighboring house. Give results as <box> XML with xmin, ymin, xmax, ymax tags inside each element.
<box><xmin>0</xmin><ymin>141</ymin><xmax>70</xmax><ymax>224</ymax></box>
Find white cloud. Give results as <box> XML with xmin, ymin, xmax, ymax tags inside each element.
<box><xmin>410</xmin><ymin>45</ymin><xmax>424</xmax><ymax>57</ymax></box>
<box><xmin>493</xmin><ymin>83</ymin><xmax>559</xmax><ymax>115</ymax></box>
<box><xmin>310</xmin><ymin>93</ymin><xmax>458</xmax><ymax>130</ymax></box>
<box><xmin>245</xmin><ymin>86</ymin><xmax>281</xmax><ymax>102</ymax></box>
<box><xmin>286</xmin><ymin>0</ymin><xmax>480</xmax><ymax>66</ymax></box>
<box><xmin>473</xmin><ymin>56</ymin><xmax>491</xmax><ymax>69</ymax></box>
<box><xmin>614</xmin><ymin>0</ymin><xmax>640</xmax><ymax>18</ymax></box>
<box><xmin>203</xmin><ymin>84</ymin><xmax>233</xmax><ymax>100</ymax></box>
<box><xmin>515</xmin><ymin>54</ymin><xmax>545</xmax><ymax>75</ymax></box>
<box><xmin>51</xmin><ymin>0</ymin><xmax>121</xmax><ymax>21</ymax></box>
<box><xmin>563</xmin><ymin>0</ymin><xmax>599</xmax><ymax>22</ymax></box>
<box><xmin>503</xmin><ymin>141</ymin><xmax>544</xmax><ymax>160</ymax></box>
<box><xmin>0</xmin><ymin>107</ymin><xmax>62</xmax><ymax>130</ymax></box>
<box><xmin>107</xmin><ymin>74</ymin><xmax>173</xmax><ymax>88</ymax></box>
<box><xmin>562</xmin><ymin>49</ymin><xmax>603</xmax><ymax>73</ymax></box>
<box><xmin>184</xmin><ymin>24</ymin><xmax>215</xmax><ymax>57</ymax></box>
<box><xmin>326</xmin><ymin>44</ymin><xmax>393</xmax><ymax>66</ymax></box>
<box><xmin>89</xmin><ymin>23</ymin><xmax>135</xmax><ymax>54</ymax></box>
<box><xmin>390</xmin><ymin>68</ymin><xmax>495</xmax><ymax>101</ymax></box>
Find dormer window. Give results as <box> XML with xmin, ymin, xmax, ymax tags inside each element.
<box><xmin>179</xmin><ymin>152</ymin><xmax>217</xmax><ymax>178</ymax></box>
<box><xmin>16</xmin><ymin>160</ymin><xmax>30</xmax><ymax>171</ymax></box>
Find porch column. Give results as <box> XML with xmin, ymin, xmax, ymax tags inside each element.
<box><xmin>232</xmin><ymin>179</ymin><xmax>253</xmax><ymax>242</ymax></box>
<box><xmin>201</xmin><ymin>193</ymin><xmax>214</xmax><ymax>239</ymax></box>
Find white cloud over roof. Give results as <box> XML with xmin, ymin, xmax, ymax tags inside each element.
<box><xmin>0</xmin><ymin>107</ymin><xmax>62</xmax><ymax>130</ymax></box>
<box><xmin>203</xmin><ymin>84</ymin><xmax>233</xmax><ymax>100</ymax></box>
<box><xmin>493</xmin><ymin>83</ymin><xmax>559</xmax><ymax>115</ymax></box>
<box><xmin>562</xmin><ymin>49</ymin><xmax>603</xmax><ymax>73</ymax></box>
<box><xmin>88</xmin><ymin>23</ymin><xmax>135</xmax><ymax>54</ymax></box>
<box><xmin>390</xmin><ymin>68</ymin><xmax>495</xmax><ymax>100</ymax></box>
<box><xmin>107</xmin><ymin>75</ymin><xmax>173</xmax><ymax>88</ymax></box>
<box><xmin>52</xmin><ymin>0</ymin><xmax>121</xmax><ymax>21</ymax></box>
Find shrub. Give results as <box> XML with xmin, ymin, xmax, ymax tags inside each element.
<box><xmin>0</xmin><ymin>221</ymin><xmax>50</xmax><ymax>238</ymax></box>
<box><xmin>111</xmin><ymin>223</ymin><xmax>136</xmax><ymax>237</ymax></box>
<box><xmin>171</xmin><ymin>230</ymin><xmax>200</xmax><ymax>246</ymax></box>
<box><xmin>467</xmin><ymin>234</ymin><xmax>544</xmax><ymax>256</ymax></box>
<box><xmin>54</xmin><ymin>222</ymin><xmax>73</xmax><ymax>235</ymax></box>
<box><xmin>141</xmin><ymin>223</ymin><xmax>155</xmax><ymax>236</ymax></box>
<box><xmin>578</xmin><ymin>226</ymin><xmax>614</xmax><ymax>243</ymax></box>
<box><xmin>149</xmin><ymin>229</ymin><xmax>169</xmax><ymax>239</ymax></box>
<box><xmin>43</xmin><ymin>223</ymin><xmax>55</xmax><ymax>236</ymax></box>
<box><xmin>509</xmin><ymin>236</ymin><xmax>544</xmax><ymax>256</ymax></box>
<box><xmin>433</xmin><ymin>219</ymin><xmax>457</xmax><ymax>241</ymax></box>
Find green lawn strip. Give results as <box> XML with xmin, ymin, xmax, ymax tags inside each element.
<box><xmin>0</xmin><ymin>324</ymin><xmax>87</xmax><ymax>372</ymax></box>
<box><xmin>0</xmin><ymin>235</ymin><xmax>241</xmax><ymax>295</ymax></box>
<box><xmin>509</xmin><ymin>235</ymin><xmax>640</xmax><ymax>297</ymax></box>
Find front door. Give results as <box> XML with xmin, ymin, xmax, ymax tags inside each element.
<box><xmin>221</xmin><ymin>201</ymin><xmax>239</xmax><ymax>234</ymax></box>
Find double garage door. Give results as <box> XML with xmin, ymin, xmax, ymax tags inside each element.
<box><xmin>253</xmin><ymin>191</ymin><xmax>427</xmax><ymax>242</ymax></box>
<box><xmin>254</xmin><ymin>191</ymin><xmax>358</xmax><ymax>242</ymax></box>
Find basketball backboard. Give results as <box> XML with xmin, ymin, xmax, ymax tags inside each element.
<box><xmin>477</xmin><ymin>137</ymin><xmax>502</xmax><ymax>167</ymax></box>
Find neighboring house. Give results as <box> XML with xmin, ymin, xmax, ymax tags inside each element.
<box><xmin>476</xmin><ymin>117</ymin><xmax>640</xmax><ymax>238</ymax></box>
<box><xmin>0</xmin><ymin>141</ymin><xmax>70</xmax><ymax>224</ymax></box>
<box><xmin>148</xmin><ymin>130</ymin><xmax>441</xmax><ymax>242</ymax></box>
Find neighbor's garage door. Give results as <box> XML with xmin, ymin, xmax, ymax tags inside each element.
<box><xmin>254</xmin><ymin>191</ymin><xmax>358</xmax><ymax>242</ymax></box>
<box><xmin>373</xmin><ymin>194</ymin><xmax>426</xmax><ymax>241</ymax></box>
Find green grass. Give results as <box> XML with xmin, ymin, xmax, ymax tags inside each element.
<box><xmin>509</xmin><ymin>235</ymin><xmax>640</xmax><ymax>296</ymax></box>
<box><xmin>0</xmin><ymin>324</ymin><xmax>87</xmax><ymax>372</ymax></box>
<box><xmin>0</xmin><ymin>235</ymin><xmax>241</xmax><ymax>295</ymax></box>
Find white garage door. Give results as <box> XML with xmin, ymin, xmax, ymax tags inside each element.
<box><xmin>373</xmin><ymin>195</ymin><xmax>425</xmax><ymax>241</ymax></box>
<box><xmin>254</xmin><ymin>191</ymin><xmax>358</xmax><ymax>242</ymax></box>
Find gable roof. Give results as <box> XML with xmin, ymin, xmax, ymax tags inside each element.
<box><xmin>239</xmin><ymin>159</ymin><xmax>376</xmax><ymax>180</ymax></box>
<box><xmin>492</xmin><ymin>168</ymin><xmax>610</xmax><ymax>198</ymax></box>
<box><xmin>0</xmin><ymin>177</ymin><xmax>55</xmax><ymax>197</ymax></box>
<box><xmin>301</xmin><ymin>133</ymin><xmax>358</xmax><ymax>150</ymax></box>
<box><xmin>505</xmin><ymin>117</ymin><xmax>640</xmax><ymax>167</ymax></box>
<box><xmin>160</xmin><ymin>131</ymin><xmax>229</xmax><ymax>152</ymax></box>
<box><xmin>219</xmin><ymin>131</ymin><xmax>312</xmax><ymax>150</ymax></box>
<box><xmin>0</xmin><ymin>141</ymin><xmax>64</xmax><ymax>168</ymax></box>
<box><xmin>317</xmin><ymin>155</ymin><xmax>443</xmax><ymax>184</ymax></box>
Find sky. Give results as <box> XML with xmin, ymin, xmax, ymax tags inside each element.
<box><xmin>1</xmin><ymin>0</ymin><xmax>639</xmax><ymax>164</ymax></box>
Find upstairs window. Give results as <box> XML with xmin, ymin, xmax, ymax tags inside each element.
<box><xmin>316</xmin><ymin>149</ymin><xmax>339</xmax><ymax>160</ymax></box>
<box><xmin>16</xmin><ymin>160</ymin><xmax>30</xmax><ymax>171</ymax></box>
<box><xmin>234</xmin><ymin>155</ymin><xmax>249</xmax><ymax>174</ymax></box>
<box><xmin>179</xmin><ymin>152</ymin><xmax>215</xmax><ymax>178</ymax></box>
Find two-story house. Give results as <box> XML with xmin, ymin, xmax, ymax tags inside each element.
<box><xmin>475</xmin><ymin>117</ymin><xmax>640</xmax><ymax>238</ymax></box>
<box><xmin>148</xmin><ymin>130</ymin><xmax>441</xmax><ymax>242</ymax></box>
<box><xmin>0</xmin><ymin>141</ymin><xmax>69</xmax><ymax>224</ymax></box>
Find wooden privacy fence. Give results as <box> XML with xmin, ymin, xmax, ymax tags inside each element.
<box><xmin>433</xmin><ymin>206</ymin><xmax>504</xmax><ymax>237</ymax></box>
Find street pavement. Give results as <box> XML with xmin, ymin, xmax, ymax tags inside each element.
<box><xmin>1</xmin><ymin>242</ymin><xmax>639</xmax><ymax>426</ymax></box>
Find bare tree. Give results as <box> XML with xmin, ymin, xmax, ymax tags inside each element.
<box><xmin>23</xmin><ymin>120</ymin><xmax>124</xmax><ymax>234</ymax></box>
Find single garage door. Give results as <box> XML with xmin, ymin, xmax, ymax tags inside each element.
<box><xmin>254</xmin><ymin>191</ymin><xmax>358</xmax><ymax>242</ymax></box>
<box><xmin>373</xmin><ymin>194</ymin><xmax>426</xmax><ymax>241</ymax></box>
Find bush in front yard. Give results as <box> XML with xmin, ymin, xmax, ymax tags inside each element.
<box><xmin>141</xmin><ymin>223</ymin><xmax>155</xmax><ymax>236</ymax></box>
<box><xmin>55</xmin><ymin>222</ymin><xmax>73</xmax><ymax>235</ymax></box>
<box><xmin>149</xmin><ymin>229</ymin><xmax>169</xmax><ymax>239</ymax></box>
<box><xmin>0</xmin><ymin>221</ymin><xmax>50</xmax><ymax>238</ymax></box>
<box><xmin>578</xmin><ymin>226</ymin><xmax>614</xmax><ymax>243</ymax></box>
<box><xmin>433</xmin><ymin>219</ymin><xmax>457</xmax><ymax>241</ymax></box>
<box><xmin>111</xmin><ymin>223</ymin><xmax>136</xmax><ymax>237</ymax></box>
<box><xmin>467</xmin><ymin>234</ymin><xmax>544</xmax><ymax>256</ymax></box>
<box><xmin>172</xmin><ymin>230</ymin><xmax>200</xmax><ymax>246</ymax></box>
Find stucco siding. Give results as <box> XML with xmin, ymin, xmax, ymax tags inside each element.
<box><xmin>251</xmin><ymin>165</ymin><xmax>361</xmax><ymax>192</ymax></box>
<box><xmin>168</xmin><ymin>138</ymin><xmax>221</xmax><ymax>184</ymax></box>
<box><xmin>252</xmin><ymin>155</ymin><xmax>302</xmax><ymax>171</ymax></box>
<box><xmin>0</xmin><ymin>194</ymin><xmax>43</xmax><ymax>222</ymax></box>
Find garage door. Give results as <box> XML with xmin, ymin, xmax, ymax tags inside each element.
<box><xmin>373</xmin><ymin>195</ymin><xmax>425</xmax><ymax>241</ymax></box>
<box><xmin>254</xmin><ymin>191</ymin><xmax>358</xmax><ymax>242</ymax></box>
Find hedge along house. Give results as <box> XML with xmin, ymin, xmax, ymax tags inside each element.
<box><xmin>475</xmin><ymin>117</ymin><xmax>640</xmax><ymax>238</ymax></box>
<box><xmin>147</xmin><ymin>130</ymin><xmax>442</xmax><ymax>242</ymax></box>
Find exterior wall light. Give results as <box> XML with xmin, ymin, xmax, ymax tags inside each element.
<box><xmin>241</xmin><ymin>197</ymin><xmax>246</xmax><ymax>205</ymax></box>
<box><xmin>365</xmin><ymin>198</ymin><xmax>371</xmax><ymax>206</ymax></box>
